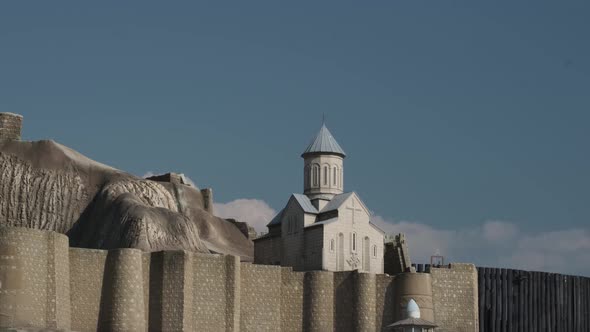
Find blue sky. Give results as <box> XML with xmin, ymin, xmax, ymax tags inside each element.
<box><xmin>1</xmin><ymin>1</ymin><xmax>589</xmax><ymax>275</ymax></box>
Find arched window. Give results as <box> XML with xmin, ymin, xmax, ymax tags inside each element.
<box><xmin>313</xmin><ymin>165</ymin><xmax>319</xmax><ymax>187</ymax></box>
<box><xmin>323</xmin><ymin>166</ymin><xmax>328</xmax><ymax>185</ymax></box>
<box><xmin>363</xmin><ymin>237</ymin><xmax>370</xmax><ymax>271</ymax></box>
<box><xmin>351</xmin><ymin>232</ymin><xmax>357</xmax><ymax>252</ymax></box>
<box><xmin>333</xmin><ymin>166</ymin><xmax>337</xmax><ymax>185</ymax></box>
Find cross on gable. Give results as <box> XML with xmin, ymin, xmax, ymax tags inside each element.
<box><xmin>345</xmin><ymin>198</ymin><xmax>363</xmax><ymax>224</ymax></box>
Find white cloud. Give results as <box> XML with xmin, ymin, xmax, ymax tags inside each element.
<box><xmin>200</xmin><ymin>196</ymin><xmax>590</xmax><ymax>277</ymax></box>
<box><xmin>482</xmin><ymin>220</ymin><xmax>519</xmax><ymax>242</ymax></box>
<box><xmin>372</xmin><ymin>214</ymin><xmax>590</xmax><ymax>277</ymax></box>
<box><xmin>214</xmin><ymin>199</ymin><xmax>277</xmax><ymax>233</ymax></box>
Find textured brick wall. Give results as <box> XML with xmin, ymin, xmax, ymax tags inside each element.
<box><xmin>240</xmin><ymin>263</ymin><xmax>282</xmax><ymax>331</ymax></box>
<box><xmin>97</xmin><ymin>249</ymin><xmax>146</xmax><ymax>332</ymax></box>
<box><xmin>0</xmin><ymin>113</ymin><xmax>22</xmax><ymax>142</ymax></box>
<box><xmin>280</xmin><ymin>267</ymin><xmax>304</xmax><ymax>332</ymax></box>
<box><xmin>0</xmin><ymin>227</ymin><xmax>70</xmax><ymax>330</ymax></box>
<box><xmin>192</xmin><ymin>253</ymin><xmax>228</xmax><ymax>331</ymax></box>
<box><xmin>375</xmin><ymin>273</ymin><xmax>395</xmax><ymax>330</ymax></box>
<box><xmin>303</xmin><ymin>271</ymin><xmax>334</xmax><ymax>332</ymax></box>
<box><xmin>334</xmin><ymin>271</ymin><xmax>354</xmax><ymax>331</ymax></box>
<box><xmin>431</xmin><ymin>263</ymin><xmax>479</xmax><ymax>332</ymax></box>
<box><xmin>69</xmin><ymin>248</ymin><xmax>108</xmax><ymax>331</ymax></box>
<box><xmin>0</xmin><ymin>226</ymin><xmax>483</xmax><ymax>332</ymax></box>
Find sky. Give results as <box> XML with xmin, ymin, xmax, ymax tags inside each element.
<box><xmin>1</xmin><ymin>1</ymin><xmax>589</xmax><ymax>276</ymax></box>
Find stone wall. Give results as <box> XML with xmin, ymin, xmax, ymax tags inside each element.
<box><xmin>0</xmin><ymin>113</ymin><xmax>22</xmax><ymax>142</ymax></box>
<box><xmin>0</xmin><ymin>227</ymin><xmax>70</xmax><ymax>330</ymax></box>
<box><xmin>253</xmin><ymin>235</ymin><xmax>281</xmax><ymax>265</ymax></box>
<box><xmin>0</xmin><ymin>226</ymin><xmax>480</xmax><ymax>331</ymax></box>
<box><xmin>431</xmin><ymin>263</ymin><xmax>479</xmax><ymax>332</ymax></box>
<box><xmin>240</xmin><ymin>263</ymin><xmax>282</xmax><ymax>331</ymax></box>
<box><xmin>70</xmin><ymin>248</ymin><xmax>108</xmax><ymax>331</ymax></box>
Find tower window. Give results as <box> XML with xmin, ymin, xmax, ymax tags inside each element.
<box><xmin>330</xmin><ymin>239</ymin><xmax>335</xmax><ymax>252</ymax></box>
<box><xmin>333</xmin><ymin>166</ymin><xmax>337</xmax><ymax>185</ymax></box>
<box><xmin>324</xmin><ymin>166</ymin><xmax>328</xmax><ymax>185</ymax></box>
<box><xmin>373</xmin><ymin>245</ymin><xmax>377</xmax><ymax>257</ymax></box>
<box><xmin>313</xmin><ymin>165</ymin><xmax>319</xmax><ymax>187</ymax></box>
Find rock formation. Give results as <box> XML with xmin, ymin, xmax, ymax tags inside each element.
<box><xmin>0</xmin><ymin>113</ymin><xmax>253</xmax><ymax>260</ymax></box>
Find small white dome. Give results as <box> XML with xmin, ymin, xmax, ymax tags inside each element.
<box><xmin>406</xmin><ymin>299</ymin><xmax>421</xmax><ymax>319</ymax></box>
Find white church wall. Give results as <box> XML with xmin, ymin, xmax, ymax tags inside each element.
<box><xmin>320</xmin><ymin>194</ymin><xmax>384</xmax><ymax>274</ymax></box>
<box><xmin>281</xmin><ymin>200</ymin><xmax>306</xmax><ymax>270</ymax></box>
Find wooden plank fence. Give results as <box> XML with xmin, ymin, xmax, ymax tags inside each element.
<box><xmin>478</xmin><ymin>267</ymin><xmax>590</xmax><ymax>332</ymax></box>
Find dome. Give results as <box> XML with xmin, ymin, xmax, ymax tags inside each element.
<box><xmin>301</xmin><ymin>124</ymin><xmax>346</xmax><ymax>158</ymax></box>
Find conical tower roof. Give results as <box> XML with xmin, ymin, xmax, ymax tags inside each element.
<box><xmin>301</xmin><ymin>124</ymin><xmax>346</xmax><ymax>158</ymax></box>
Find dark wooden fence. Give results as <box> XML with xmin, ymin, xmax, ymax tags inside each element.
<box><xmin>478</xmin><ymin>267</ymin><xmax>590</xmax><ymax>332</ymax></box>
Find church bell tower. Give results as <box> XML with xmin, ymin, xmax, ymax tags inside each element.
<box><xmin>302</xmin><ymin>123</ymin><xmax>346</xmax><ymax>210</ymax></box>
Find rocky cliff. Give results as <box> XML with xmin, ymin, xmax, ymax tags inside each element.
<box><xmin>0</xmin><ymin>138</ymin><xmax>253</xmax><ymax>260</ymax></box>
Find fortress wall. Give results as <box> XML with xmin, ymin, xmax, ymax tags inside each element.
<box><xmin>69</xmin><ymin>248</ymin><xmax>108</xmax><ymax>332</ymax></box>
<box><xmin>191</xmin><ymin>253</ymin><xmax>228</xmax><ymax>331</ymax></box>
<box><xmin>280</xmin><ymin>267</ymin><xmax>304</xmax><ymax>332</ymax></box>
<box><xmin>303</xmin><ymin>271</ymin><xmax>334</xmax><ymax>332</ymax></box>
<box><xmin>375</xmin><ymin>274</ymin><xmax>395</xmax><ymax>331</ymax></box>
<box><xmin>240</xmin><ymin>263</ymin><xmax>282</xmax><ymax>331</ymax></box>
<box><xmin>0</xmin><ymin>227</ymin><xmax>70</xmax><ymax>330</ymax></box>
<box><xmin>355</xmin><ymin>273</ymin><xmax>377</xmax><ymax>331</ymax></box>
<box><xmin>148</xmin><ymin>251</ymin><xmax>192</xmax><ymax>331</ymax></box>
<box><xmin>97</xmin><ymin>249</ymin><xmax>146</xmax><ymax>332</ymax></box>
<box><xmin>0</xmin><ymin>227</ymin><xmax>483</xmax><ymax>331</ymax></box>
<box><xmin>334</xmin><ymin>271</ymin><xmax>354</xmax><ymax>331</ymax></box>
<box><xmin>431</xmin><ymin>263</ymin><xmax>479</xmax><ymax>332</ymax></box>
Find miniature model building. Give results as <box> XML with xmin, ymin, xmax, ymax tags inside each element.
<box><xmin>254</xmin><ymin>123</ymin><xmax>384</xmax><ymax>273</ymax></box>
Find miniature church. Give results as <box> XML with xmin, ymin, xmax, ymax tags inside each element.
<box><xmin>254</xmin><ymin>123</ymin><xmax>384</xmax><ymax>273</ymax></box>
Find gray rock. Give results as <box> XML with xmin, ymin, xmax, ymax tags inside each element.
<box><xmin>0</xmin><ymin>139</ymin><xmax>253</xmax><ymax>260</ymax></box>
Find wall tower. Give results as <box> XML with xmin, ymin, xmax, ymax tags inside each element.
<box><xmin>0</xmin><ymin>112</ymin><xmax>23</xmax><ymax>142</ymax></box>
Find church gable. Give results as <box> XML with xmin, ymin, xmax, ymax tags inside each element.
<box><xmin>340</xmin><ymin>193</ymin><xmax>370</xmax><ymax>225</ymax></box>
<box><xmin>321</xmin><ymin>192</ymin><xmax>370</xmax><ymax>225</ymax></box>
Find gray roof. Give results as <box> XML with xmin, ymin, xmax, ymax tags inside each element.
<box><xmin>267</xmin><ymin>194</ymin><xmax>318</xmax><ymax>227</ymax></box>
<box><xmin>320</xmin><ymin>192</ymin><xmax>355</xmax><ymax>212</ymax></box>
<box><xmin>292</xmin><ymin>194</ymin><xmax>319</xmax><ymax>214</ymax></box>
<box><xmin>302</xmin><ymin>124</ymin><xmax>346</xmax><ymax>157</ymax></box>
<box><xmin>266</xmin><ymin>209</ymin><xmax>284</xmax><ymax>227</ymax></box>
